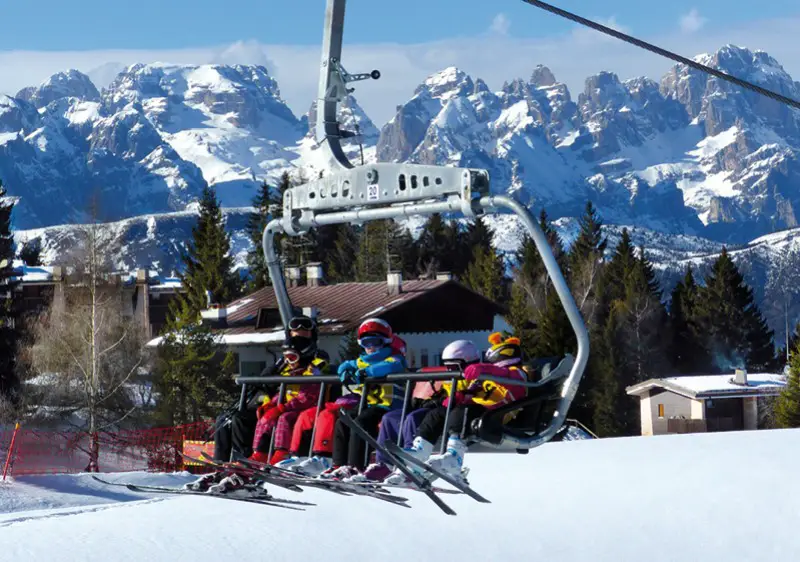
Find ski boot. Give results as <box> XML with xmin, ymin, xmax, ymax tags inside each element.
<box><xmin>384</xmin><ymin>436</ymin><xmax>433</xmax><ymax>485</ymax></box>
<box><xmin>426</xmin><ymin>436</ymin><xmax>468</xmax><ymax>485</ymax></box>
<box><xmin>346</xmin><ymin>462</ymin><xmax>392</xmax><ymax>483</ymax></box>
<box><xmin>295</xmin><ymin>455</ymin><xmax>332</xmax><ymax>477</ymax></box>
<box><xmin>183</xmin><ymin>471</ymin><xmax>224</xmax><ymax>492</ymax></box>
<box><xmin>274</xmin><ymin>455</ymin><xmax>307</xmax><ymax>472</ymax></box>
<box><xmin>207</xmin><ymin>473</ymin><xmax>248</xmax><ymax>495</ymax></box>
<box><xmin>319</xmin><ymin>465</ymin><xmax>360</xmax><ymax>481</ymax></box>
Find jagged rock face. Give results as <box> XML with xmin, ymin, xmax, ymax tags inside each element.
<box><xmin>16</xmin><ymin>70</ymin><xmax>100</xmax><ymax>109</ymax></box>
<box><xmin>3</xmin><ymin>45</ymin><xmax>800</xmax><ymax>245</ymax></box>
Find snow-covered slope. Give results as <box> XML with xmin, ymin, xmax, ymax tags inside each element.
<box><xmin>2</xmin><ymin>428</ymin><xmax>800</xmax><ymax>560</ymax></box>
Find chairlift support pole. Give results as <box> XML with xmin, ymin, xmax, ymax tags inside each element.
<box><xmin>261</xmin><ymin>0</ymin><xmax>590</xmax><ymax>452</ymax></box>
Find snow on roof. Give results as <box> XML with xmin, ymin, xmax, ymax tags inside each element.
<box><xmin>146</xmin><ymin>329</ymin><xmax>287</xmax><ymax>348</ymax></box>
<box><xmin>627</xmin><ymin>373</ymin><xmax>786</xmax><ymax>399</ymax></box>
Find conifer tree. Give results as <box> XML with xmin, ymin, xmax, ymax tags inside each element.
<box><xmin>417</xmin><ymin>214</ymin><xmax>453</xmax><ymax>277</ymax></box>
<box><xmin>568</xmin><ymin>201</ymin><xmax>607</xmax><ymax>325</ymax></box>
<box><xmin>463</xmin><ymin>245</ymin><xmax>505</xmax><ymax>303</ymax></box>
<box><xmin>0</xmin><ymin>180</ymin><xmax>19</xmax><ymax>400</ymax></box>
<box><xmin>170</xmin><ymin>185</ymin><xmax>241</xmax><ymax>324</ymax></box>
<box><xmin>670</xmin><ymin>265</ymin><xmax>706</xmax><ymax>373</ymax></box>
<box><xmin>694</xmin><ymin>249</ymin><xmax>776</xmax><ymax>372</ymax></box>
<box><xmin>326</xmin><ymin>223</ymin><xmax>359</xmax><ymax>283</ymax></box>
<box><xmin>775</xmin><ymin>341</ymin><xmax>800</xmax><ymax>428</ymax></box>
<box><xmin>246</xmin><ymin>180</ymin><xmax>281</xmax><ymax>291</ymax></box>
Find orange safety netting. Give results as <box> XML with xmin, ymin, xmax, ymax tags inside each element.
<box><xmin>0</xmin><ymin>421</ymin><xmax>214</xmax><ymax>476</ymax></box>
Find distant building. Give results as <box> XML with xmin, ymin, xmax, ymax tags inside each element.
<box><xmin>626</xmin><ymin>369</ymin><xmax>786</xmax><ymax>436</ymax></box>
<box><xmin>11</xmin><ymin>264</ymin><xmax>183</xmax><ymax>339</ymax></box>
<box><xmin>149</xmin><ymin>263</ymin><xmax>511</xmax><ymax>376</ymax></box>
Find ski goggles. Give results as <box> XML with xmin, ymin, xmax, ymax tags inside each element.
<box><xmin>289</xmin><ymin>317</ymin><xmax>315</xmax><ymax>331</ymax></box>
<box><xmin>283</xmin><ymin>349</ymin><xmax>301</xmax><ymax>364</ymax></box>
<box><xmin>358</xmin><ymin>336</ymin><xmax>388</xmax><ymax>349</ymax></box>
<box><xmin>442</xmin><ymin>360</ymin><xmax>466</xmax><ymax>372</ymax></box>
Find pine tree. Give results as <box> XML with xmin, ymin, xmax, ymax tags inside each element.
<box><xmin>245</xmin><ymin>180</ymin><xmax>281</xmax><ymax>291</ymax></box>
<box><xmin>694</xmin><ymin>249</ymin><xmax>776</xmax><ymax>372</ymax></box>
<box><xmin>603</xmin><ymin>228</ymin><xmax>636</xmax><ymax>303</ymax></box>
<box><xmin>568</xmin><ymin>201</ymin><xmax>608</xmax><ymax>326</ymax></box>
<box><xmin>416</xmin><ymin>214</ymin><xmax>451</xmax><ymax>278</ymax></box>
<box><xmin>463</xmin><ymin>244</ymin><xmax>506</xmax><ymax>303</ymax></box>
<box><xmin>0</xmin><ymin>180</ymin><xmax>19</xmax><ymax>400</ymax></box>
<box><xmin>170</xmin><ymin>185</ymin><xmax>241</xmax><ymax>324</ymax></box>
<box><xmin>326</xmin><ymin>224</ymin><xmax>359</xmax><ymax>283</ymax></box>
<box><xmin>670</xmin><ymin>266</ymin><xmax>707</xmax><ymax>373</ymax></box>
<box><xmin>775</xmin><ymin>342</ymin><xmax>800</xmax><ymax>428</ymax></box>
<box><xmin>339</xmin><ymin>330</ymin><xmax>362</xmax><ymax>362</ymax></box>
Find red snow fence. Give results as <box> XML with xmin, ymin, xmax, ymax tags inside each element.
<box><xmin>0</xmin><ymin>421</ymin><xmax>213</xmax><ymax>477</ymax></box>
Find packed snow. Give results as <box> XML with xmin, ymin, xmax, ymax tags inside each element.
<box><xmin>2</xmin><ymin>429</ymin><xmax>800</xmax><ymax>560</ymax></box>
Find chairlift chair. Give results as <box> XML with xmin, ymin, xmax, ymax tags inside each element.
<box><xmin>260</xmin><ymin>0</ymin><xmax>590</xmax><ymax>453</ymax></box>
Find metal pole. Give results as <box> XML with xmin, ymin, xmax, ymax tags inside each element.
<box><xmin>439</xmin><ymin>378</ymin><xmax>459</xmax><ymax>454</ymax></box>
<box><xmin>396</xmin><ymin>380</ymin><xmax>412</xmax><ymax>447</ymax></box>
<box><xmin>262</xmin><ymin>219</ymin><xmax>293</xmax><ymax>328</ymax></box>
<box><xmin>267</xmin><ymin>383</ymin><xmax>287</xmax><ymax>462</ymax></box>
<box><xmin>237</xmin><ymin>383</ymin><xmax>248</xmax><ymax>412</ymax></box>
<box><xmin>308</xmin><ymin>382</ymin><xmax>327</xmax><ymax>458</ymax></box>
<box><xmin>356</xmin><ymin>384</ymin><xmax>369</xmax><ymax>467</ymax></box>
<box><xmin>317</xmin><ymin>0</ymin><xmax>353</xmax><ymax>170</ymax></box>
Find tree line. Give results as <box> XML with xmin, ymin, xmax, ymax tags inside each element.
<box><xmin>3</xmin><ymin>172</ymin><xmax>800</xmax><ymax>451</ymax></box>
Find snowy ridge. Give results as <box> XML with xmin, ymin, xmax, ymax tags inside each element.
<box><xmin>15</xmin><ymin>208</ymin><xmax>253</xmax><ymax>274</ymax></box>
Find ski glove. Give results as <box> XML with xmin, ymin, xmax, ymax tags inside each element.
<box><xmin>261</xmin><ymin>404</ymin><xmax>285</xmax><ymax>423</ymax></box>
<box><xmin>339</xmin><ymin>368</ymin><xmax>366</xmax><ymax>384</ymax></box>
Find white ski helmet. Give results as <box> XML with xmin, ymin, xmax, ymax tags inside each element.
<box><xmin>441</xmin><ymin>340</ymin><xmax>481</xmax><ymax>368</ymax></box>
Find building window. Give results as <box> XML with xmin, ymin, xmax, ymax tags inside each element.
<box><xmin>241</xmin><ymin>361</ymin><xmax>267</xmax><ymax>377</ymax></box>
<box><xmin>434</xmin><ymin>350</ymin><xmax>443</xmax><ymax>366</ymax></box>
<box><xmin>658</xmin><ymin>404</ymin><xmax>665</xmax><ymax>418</ymax></box>
<box><xmin>420</xmin><ymin>349</ymin><xmax>429</xmax><ymax>368</ymax></box>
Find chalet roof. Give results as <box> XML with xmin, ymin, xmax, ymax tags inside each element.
<box><xmin>218</xmin><ymin>278</ymin><xmax>505</xmax><ymax>340</ymax></box>
<box><xmin>626</xmin><ymin>373</ymin><xmax>786</xmax><ymax>400</ymax></box>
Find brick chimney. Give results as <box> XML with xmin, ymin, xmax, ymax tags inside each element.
<box><xmin>306</xmin><ymin>263</ymin><xmax>324</xmax><ymax>287</ymax></box>
<box><xmin>733</xmin><ymin>368</ymin><xmax>748</xmax><ymax>386</ymax></box>
<box><xmin>285</xmin><ymin>266</ymin><xmax>302</xmax><ymax>288</ymax></box>
<box><xmin>387</xmin><ymin>271</ymin><xmax>402</xmax><ymax>295</ymax></box>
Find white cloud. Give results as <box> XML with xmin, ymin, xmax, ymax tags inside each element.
<box><xmin>490</xmin><ymin>13</ymin><xmax>511</xmax><ymax>36</ymax></box>
<box><xmin>681</xmin><ymin>9</ymin><xmax>708</xmax><ymax>34</ymax></box>
<box><xmin>0</xmin><ymin>16</ymin><xmax>798</xmax><ymax>126</ymax></box>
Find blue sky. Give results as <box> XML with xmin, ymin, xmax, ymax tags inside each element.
<box><xmin>1</xmin><ymin>1</ymin><xmax>799</xmax><ymax>123</ymax></box>
<box><xmin>1</xmin><ymin>0</ymin><xmax>798</xmax><ymax>50</ymax></box>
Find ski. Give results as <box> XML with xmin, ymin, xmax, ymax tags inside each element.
<box><xmin>336</xmin><ymin>410</ymin><xmax>457</xmax><ymax>516</ymax></box>
<box><xmin>232</xmin><ymin>456</ymin><xmax>412</xmax><ymax>507</ymax></box>
<box><xmin>339</xmin><ymin>479</ymin><xmax>463</xmax><ymax>495</ymax></box>
<box><xmin>385</xmin><ymin>441</ymin><xmax>491</xmax><ymax>504</ymax></box>
<box><xmin>90</xmin><ymin>475</ymin><xmax>311</xmax><ymax>510</ymax></box>
<box><xmin>179</xmin><ymin>452</ymin><xmax>305</xmax><ymax>493</ymax></box>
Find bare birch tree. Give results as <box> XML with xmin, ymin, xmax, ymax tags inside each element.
<box><xmin>25</xmin><ymin>220</ymin><xmax>148</xmax><ymax>471</ymax></box>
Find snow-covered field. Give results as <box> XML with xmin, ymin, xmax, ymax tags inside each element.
<box><xmin>1</xmin><ymin>428</ymin><xmax>798</xmax><ymax>561</ymax></box>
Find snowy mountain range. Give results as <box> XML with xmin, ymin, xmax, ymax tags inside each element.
<box><xmin>3</xmin><ymin>44</ymin><xmax>800</xmax><ymax>321</ymax></box>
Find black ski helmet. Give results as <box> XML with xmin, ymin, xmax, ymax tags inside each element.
<box><xmin>282</xmin><ymin>315</ymin><xmax>318</xmax><ymax>362</ymax></box>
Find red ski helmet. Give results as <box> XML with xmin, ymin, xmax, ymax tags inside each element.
<box><xmin>357</xmin><ymin>318</ymin><xmax>393</xmax><ymax>348</ymax></box>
